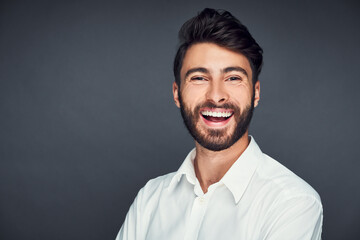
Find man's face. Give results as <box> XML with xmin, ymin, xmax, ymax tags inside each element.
<box><xmin>173</xmin><ymin>43</ymin><xmax>260</xmax><ymax>151</ymax></box>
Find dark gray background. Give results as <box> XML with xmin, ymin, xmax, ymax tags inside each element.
<box><xmin>1</xmin><ymin>0</ymin><xmax>359</xmax><ymax>239</ymax></box>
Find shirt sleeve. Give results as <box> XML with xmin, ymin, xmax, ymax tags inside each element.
<box><xmin>115</xmin><ymin>189</ymin><xmax>143</xmax><ymax>240</ymax></box>
<box><xmin>261</xmin><ymin>195</ymin><xmax>323</xmax><ymax>240</ymax></box>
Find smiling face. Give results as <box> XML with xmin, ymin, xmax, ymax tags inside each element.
<box><xmin>173</xmin><ymin>43</ymin><xmax>260</xmax><ymax>151</ymax></box>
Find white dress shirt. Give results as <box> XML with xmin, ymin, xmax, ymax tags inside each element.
<box><xmin>116</xmin><ymin>137</ymin><xmax>323</xmax><ymax>240</ymax></box>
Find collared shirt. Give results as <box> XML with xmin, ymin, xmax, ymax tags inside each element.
<box><xmin>116</xmin><ymin>137</ymin><xmax>323</xmax><ymax>240</ymax></box>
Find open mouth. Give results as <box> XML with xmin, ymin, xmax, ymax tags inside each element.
<box><xmin>200</xmin><ymin>109</ymin><xmax>234</xmax><ymax>126</ymax></box>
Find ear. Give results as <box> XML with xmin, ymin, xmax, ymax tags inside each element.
<box><xmin>173</xmin><ymin>82</ymin><xmax>181</xmax><ymax>108</ymax></box>
<box><xmin>254</xmin><ymin>81</ymin><xmax>260</xmax><ymax>107</ymax></box>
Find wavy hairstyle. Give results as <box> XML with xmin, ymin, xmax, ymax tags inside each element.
<box><xmin>173</xmin><ymin>8</ymin><xmax>263</xmax><ymax>86</ymax></box>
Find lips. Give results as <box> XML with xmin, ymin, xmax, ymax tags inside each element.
<box><xmin>200</xmin><ymin>108</ymin><xmax>234</xmax><ymax>127</ymax></box>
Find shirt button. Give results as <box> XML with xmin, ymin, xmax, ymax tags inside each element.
<box><xmin>198</xmin><ymin>197</ymin><xmax>205</xmax><ymax>204</ymax></box>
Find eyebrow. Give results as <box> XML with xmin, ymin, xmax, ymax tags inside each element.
<box><xmin>184</xmin><ymin>66</ymin><xmax>249</xmax><ymax>79</ymax></box>
<box><xmin>184</xmin><ymin>67</ymin><xmax>210</xmax><ymax>79</ymax></box>
<box><xmin>221</xmin><ymin>66</ymin><xmax>248</xmax><ymax>77</ymax></box>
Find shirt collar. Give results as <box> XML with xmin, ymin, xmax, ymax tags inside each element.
<box><xmin>168</xmin><ymin>148</ymin><xmax>197</xmax><ymax>189</ymax></box>
<box><xmin>168</xmin><ymin>136</ymin><xmax>263</xmax><ymax>204</ymax></box>
<box><xmin>220</xmin><ymin>136</ymin><xmax>263</xmax><ymax>204</ymax></box>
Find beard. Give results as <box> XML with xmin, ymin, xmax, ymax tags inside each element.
<box><xmin>179</xmin><ymin>94</ymin><xmax>254</xmax><ymax>152</ymax></box>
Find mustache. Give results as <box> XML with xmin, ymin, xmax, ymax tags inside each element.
<box><xmin>196</xmin><ymin>101</ymin><xmax>239</xmax><ymax>110</ymax></box>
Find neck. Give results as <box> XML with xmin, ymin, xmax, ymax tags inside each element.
<box><xmin>194</xmin><ymin>132</ymin><xmax>250</xmax><ymax>193</ymax></box>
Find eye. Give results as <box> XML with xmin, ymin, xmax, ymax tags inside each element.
<box><xmin>191</xmin><ymin>76</ymin><xmax>206</xmax><ymax>81</ymax></box>
<box><xmin>227</xmin><ymin>76</ymin><xmax>242</xmax><ymax>81</ymax></box>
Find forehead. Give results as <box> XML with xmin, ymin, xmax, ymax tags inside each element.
<box><xmin>180</xmin><ymin>42</ymin><xmax>252</xmax><ymax>79</ymax></box>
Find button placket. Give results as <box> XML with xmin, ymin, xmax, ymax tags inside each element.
<box><xmin>184</xmin><ymin>196</ymin><xmax>209</xmax><ymax>240</ymax></box>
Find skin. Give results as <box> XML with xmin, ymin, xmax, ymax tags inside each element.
<box><xmin>173</xmin><ymin>43</ymin><xmax>260</xmax><ymax>193</ymax></box>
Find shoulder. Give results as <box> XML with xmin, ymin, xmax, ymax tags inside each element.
<box><xmin>136</xmin><ymin>172</ymin><xmax>176</xmax><ymax>202</ymax></box>
<box><xmin>253</xmin><ymin>154</ymin><xmax>323</xmax><ymax>238</ymax></box>
<box><xmin>255</xmin><ymin>153</ymin><xmax>322</xmax><ymax>204</ymax></box>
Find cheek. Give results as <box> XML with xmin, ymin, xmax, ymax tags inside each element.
<box><xmin>229</xmin><ymin>88</ymin><xmax>252</xmax><ymax>105</ymax></box>
<box><xmin>181</xmin><ymin>88</ymin><xmax>206</xmax><ymax>107</ymax></box>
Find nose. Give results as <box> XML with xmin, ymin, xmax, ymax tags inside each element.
<box><xmin>205</xmin><ymin>80</ymin><xmax>229</xmax><ymax>104</ymax></box>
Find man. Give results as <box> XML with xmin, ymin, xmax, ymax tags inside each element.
<box><xmin>116</xmin><ymin>8</ymin><xmax>323</xmax><ymax>240</ymax></box>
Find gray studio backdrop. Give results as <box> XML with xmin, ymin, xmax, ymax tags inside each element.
<box><xmin>1</xmin><ymin>0</ymin><xmax>359</xmax><ymax>239</ymax></box>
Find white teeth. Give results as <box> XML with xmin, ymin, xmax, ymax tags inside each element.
<box><xmin>201</xmin><ymin>111</ymin><xmax>233</xmax><ymax>118</ymax></box>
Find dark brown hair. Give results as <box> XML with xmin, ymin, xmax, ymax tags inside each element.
<box><xmin>173</xmin><ymin>8</ymin><xmax>263</xmax><ymax>86</ymax></box>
